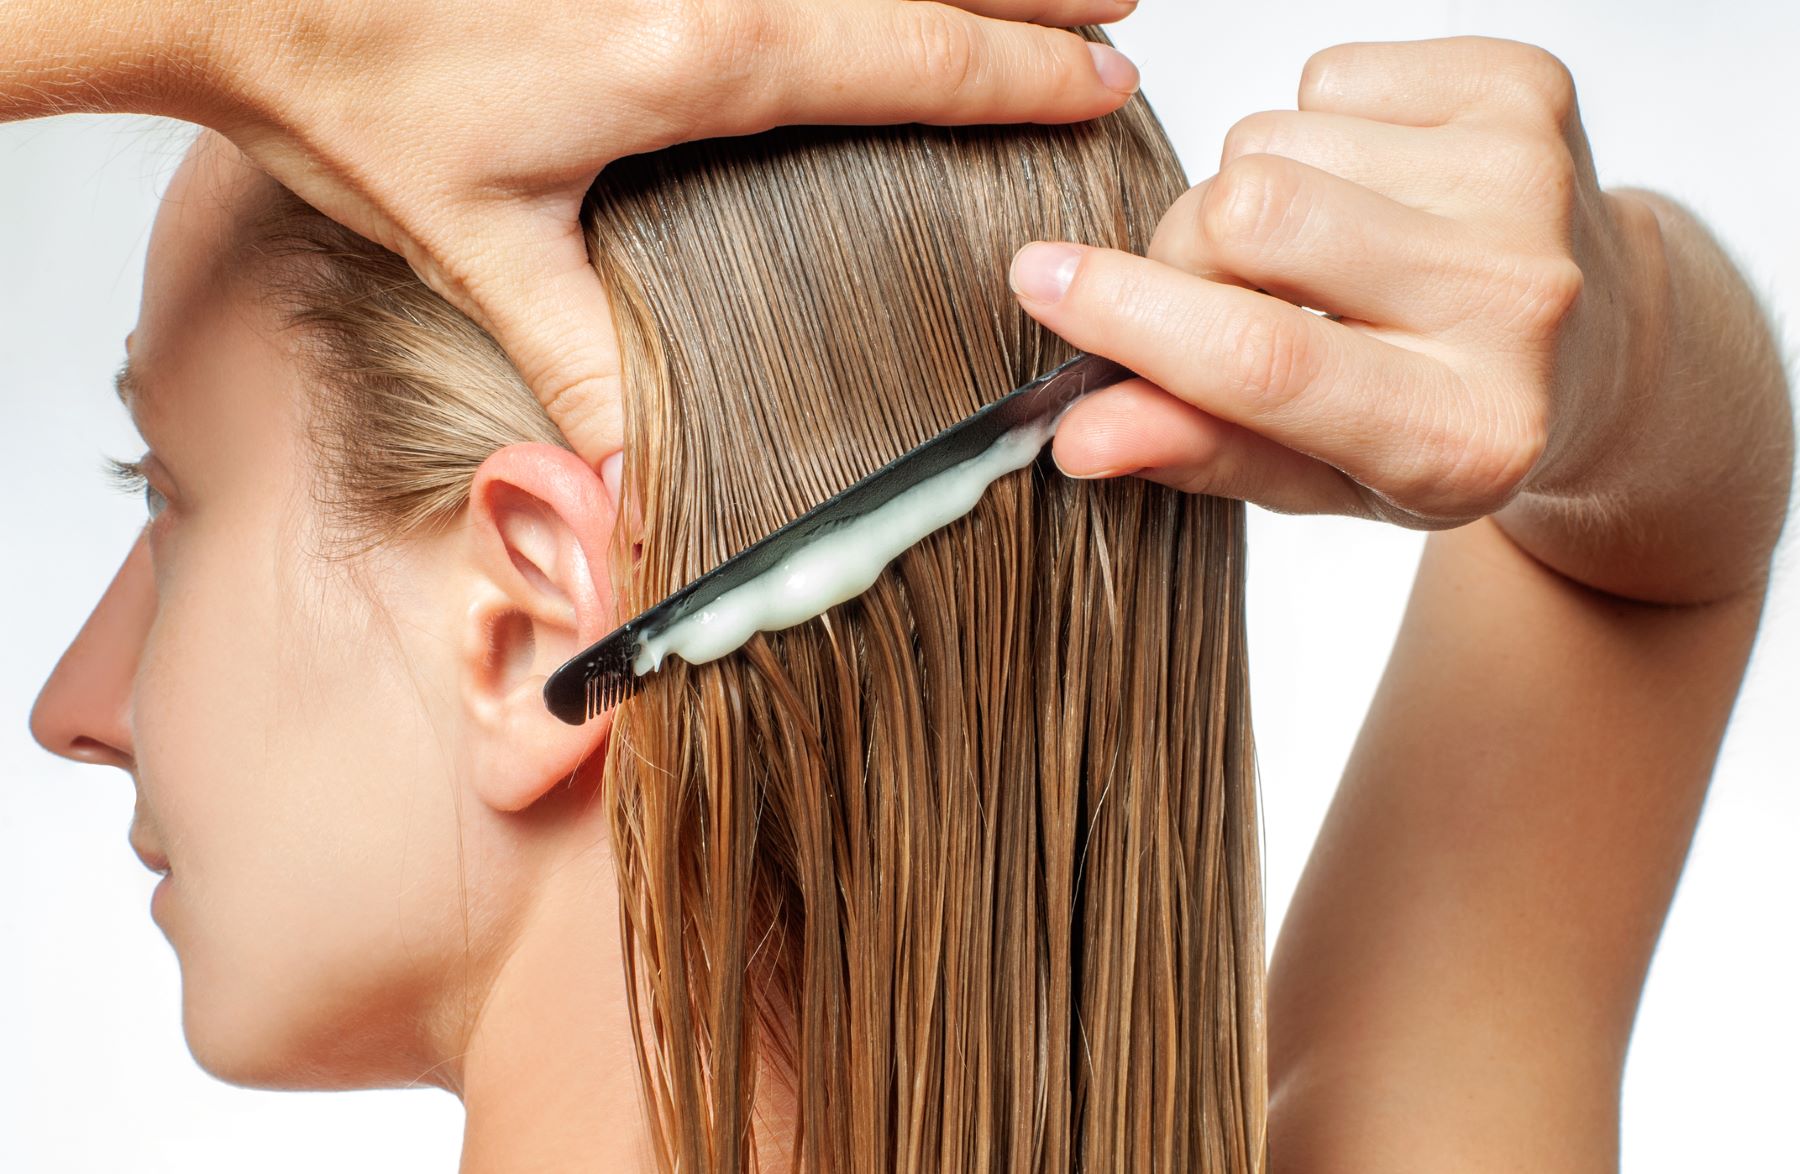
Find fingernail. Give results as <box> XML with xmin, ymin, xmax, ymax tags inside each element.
<box><xmin>1052</xmin><ymin>449</ymin><xmax>1135</xmax><ymax>481</ymax></box>
<box><xmin>599</xmin><ymin>450</ymin><xmax>623</xmax><ymax>506</ymax></box>
<box><xmin>1010</xmin><ymin>242</ymin><xmax>1084</xmax><ymax>305</ymax></box>
<box><xmin>1088</xmin><ymin>43</ymin><xmax>1141</xmax><ymax>95</ymax></box>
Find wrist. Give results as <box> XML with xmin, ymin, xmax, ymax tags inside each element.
<box><xmin>132</xmin><ymin>3</ymin><xmax>246</xmax><ymax>127</ymax></box>
<box><xmin>1495</xmin><ymin>189</ymin><xmax>1792</xmax><ymax>604</ymax></box>
<box><xmin>0</xmin><ymin>0</ymin><xmax>225</xmax><ymax>121</ymax></box>
<box><xmin>1518</xmin><ymin>190</ymin><xmax>1674</xmax><ymax>503</ymax></box>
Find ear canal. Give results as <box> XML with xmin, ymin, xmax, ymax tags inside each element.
<box><xmin>489</xmin><ymin>607</ymin><xmax>537</xmax><ymax>688</ymax></box>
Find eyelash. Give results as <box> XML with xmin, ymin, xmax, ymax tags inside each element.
<box><xmin>104</xmin><ymin>455</ymin><xmax>169</xmax><ymax>521</ymax></box>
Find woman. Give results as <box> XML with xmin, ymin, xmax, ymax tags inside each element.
<box><xmin>33</xmin><ymin>72</ymin><xmax>1267</xmax><ymax>1172</ymax></box>
<box><xmin>12</xmin><ymin>5</ymin><xmax>1793</xmax><ymax>1172</ymax></box>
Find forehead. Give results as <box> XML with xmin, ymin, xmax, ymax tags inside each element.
<box><xmin>126</xmin><ymin>133</ymin><xmax>283</xmax><ymax>419</ymax></box>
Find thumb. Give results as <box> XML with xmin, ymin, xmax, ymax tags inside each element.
<box><xmin>429</xmin><ymin>205</ymin><xmax>626</xmax><ymax>467</ymax></box>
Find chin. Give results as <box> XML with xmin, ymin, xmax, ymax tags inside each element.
<box><xmin>176</xmin><ymin>948</ymin><xmax>438</xmax><ymax>1093</ymax></box>
<box><xmin>177</xmin><ymin>978</ymin><xmax>329</xmax><ymax>1090</ymax></box>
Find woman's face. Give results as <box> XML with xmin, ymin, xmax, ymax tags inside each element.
<box><xmin>28</xmin><ymin>134</ymin><xmax>622</xmax><ymax>1094</ymax></box>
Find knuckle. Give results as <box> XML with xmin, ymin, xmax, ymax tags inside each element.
<box><xmin>1220</xmin><ymin>110</ymin><xmax>1287</xmax><ymax>166</ymax></box>
<box><xmin>1106</xmin><ymin>263</ymin><xmax>1202</xmax><ymax>341</ymax></box>
<box><xmin>1297</xmin><ymin>43</ymin><xmax>1354</xmax><ymax>108</ymax></box>
<box><xmin>1201</xmin><ymin>154</ymin><xmax>1302</xmax><ymax>252</ymax></box>
<box><xmin>539</xmin><ymin>371</ymin><xmax>626</xmax><ymax>454</ymax></box>
<box><xmin>1516</xmin><ymin>136</ymin><xmax>1578</xmax><ymax>210</ymax></box>
<box><xmin>725</xmin><ymin>8</ymin><xmax>786</xmax><ymax>80</ymax></box>
<box><xmin>1538</xmin><ymin>149</ymin><xmax>1580</xmax><ymax>225</ymax></box>
<box><xmin>1147</xmin><ymin>182</ymin><xmax>1210</xmax><ymax>266</ymax></box>
<box><xmin>646</xmin><ymin>0</ymin><xmax>717</xmax><ymax>63</ymax></box>
<box><xmin>1452</xmin><ymin>411</ymin><xmax>1544</xmax><ymax>513</ymax></box>
<box><xmin>1501</xmin><ymin>44</ymin><xmax>1579</xmax><ymax>126</ymax></box>
<box><xmin>906</xmin><ymin>5</ymin><xmax>981</xmax><ymax>96</ymax></box>
<box><xmin>1527</xmin><ymin>50</ymin><xmax>1580</xmax><ymax>125</ymax></box>
<box><xmin>1221</xmin><ymin>308</ymin><xmax>1316</xmax><ymax>413</ymax></box>
<box><xmin>410</xmin><ymin>214</ymin><xmax>499</xmax><ymax>306</ymax></box>
<box><xmin>1397</xmin><ymin>398</ymin><xmax>1545</xmax><ymax>517</ymax></box>
<box><xmin>1160</xmin><ymin>463</ymin><xmax>1220</xmax><ymax>497</ymax></box>
<box><xmin>1509</xmin><ymin>255</ymin><xmax>1586</xmax><ymax>338</ymax></box>
<box><xmin>1483</xmin><ymin>134</ymin><xmax>1579</xmax><ymax>231</ymax></box>
<box><xmin>635</xmin><ymin>0</ymin><xmax>773</xmax><ymax>120</ymax></box>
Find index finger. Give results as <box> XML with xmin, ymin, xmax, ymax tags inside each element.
<box><xmin>757</xmin><ymin>2</ymin><xmax>1141</xmax><ymax>127</ymax></box>
<box><xmin>1299</xmin><ymin>36</ymin><xmax>1580</xmax><ymax>129</ymax></box>
<box><xmin>1008</xmin><ymin>242</ymin><xmax>1484</xmax><ymax>513</ymax></box>
<box><xmin>428</xmin><ymin>206</ymin><xmax>626</xmax><ymax>467</ymax></box>
<box><xmin>946</xmin><ymin>0</ymin><xmax>1143</xmax><ymax>24</ymax></box>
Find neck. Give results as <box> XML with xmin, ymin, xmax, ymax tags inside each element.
<box><xmin>451</xmin><ymin>819</ymin><xmax>653</xmax><ymax>1171</ymax></box>
<box><xmin>442</xmin><ymin>781</ymin><xmax>798</xmax><ymax>1170</ymax></box>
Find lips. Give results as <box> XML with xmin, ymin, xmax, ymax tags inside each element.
<box><xmin>130</xmin><ymin>838</ymin><xmax>171</xmax><ymax>875</ymax></box>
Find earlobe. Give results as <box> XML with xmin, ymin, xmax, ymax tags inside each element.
<box><xmin>460</xmin><ymin>443</ymin><xmax>624</xmax><ymax>813</ymax></box>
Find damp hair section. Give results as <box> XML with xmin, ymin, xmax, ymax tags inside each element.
<box><xmin>246</xmin><ymin>26</ymin><xmax>1266</xmax><ymax>1172</ymax></box>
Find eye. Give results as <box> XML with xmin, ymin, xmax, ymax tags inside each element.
<box><xmin>104</xmin><ymin>454</ymin><xmax>168</xmax><ymax>521</ymax></box>
<box><xmin>143</xmin><ymin>481</ymin><xmax>169</xmax><ymax>521</ymax></box>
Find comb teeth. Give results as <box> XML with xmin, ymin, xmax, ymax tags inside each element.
<box><xmin>543</xmin><ymin>626</ymin><xmax>646</xmax><ymax>725</ymax></box>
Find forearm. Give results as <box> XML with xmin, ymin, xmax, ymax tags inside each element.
<box><xmin>1266</xmin><ymin>189</ymin><xmax>1789</xmax><ymax>1171</ymax></box>
<box><xmin>1497</xmin><ymin>189</ymin><xmax>1794</xmax><ymax>605</ymax></box>
<box><xmin>0</xmin><ymin>0</ymin><xmax>230</xmax><ymax>123</ymax></box>
<box><xmin>1268</xmin><ymin>517</ymin><xmax>1766</xmax><ymax>1172</ymax></box>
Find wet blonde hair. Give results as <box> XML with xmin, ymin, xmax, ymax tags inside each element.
<box><xmin>255</xmin><ymin>40</ymin><xmax>1265</xmax><ymax>1172</ymax></box>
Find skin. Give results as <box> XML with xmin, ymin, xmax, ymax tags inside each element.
<box><xmin>9</xmin><ymin>9</ymin><xmax>1791</xmax><ymax>1170</ymax></box>
<box><xmin>30</xmin><ymin>138</ymin><xmax>659</xmax><ymax>1171</ymax></box>
<box><xmin>1015</xmin><ymin>37</ymin><xmax>1791</xmax><ymax>605</ymax></box>
<box><xmin>1009</xmin><ymin>36</ymin><xmax>1794</xmax><ymax>1170</ymax></box>
<box><xmin>0</xmin><ymin>0</ymin><xmax>1141</xmax><ymax>463</ymax></box>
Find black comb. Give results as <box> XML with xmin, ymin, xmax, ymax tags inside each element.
<box><xmin>542</xmin><ymin>352</ymin><xmax>1133</xmax><ymax>724</ymax></box>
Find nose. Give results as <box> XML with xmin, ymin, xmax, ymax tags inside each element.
<box><xmin>31</xmin><ymin>536</ymin><xmax>155</xmax><ymax>770</ymax></box>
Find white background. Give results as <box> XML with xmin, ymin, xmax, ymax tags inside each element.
<box><xmin>2</xmin><ymin>2</ymin><xmax>1794</xmax><ymax>1170</ymax></box>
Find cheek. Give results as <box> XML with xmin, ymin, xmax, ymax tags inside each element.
<box><xmin>135</xmin><ymin>530</ymin><xmax>471</xmax><ymax>1085</ymax></box>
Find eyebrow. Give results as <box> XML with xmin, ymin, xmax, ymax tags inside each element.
<box><xmin>113</xmin><ymin>358</ymin><xmax>140</xmax><ymax>409</ymax></box>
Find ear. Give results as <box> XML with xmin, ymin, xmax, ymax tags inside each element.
<box><xmin>459</xmin><ymin>443</ymin><xmax>625</xmax><ymax>813</ymax></box>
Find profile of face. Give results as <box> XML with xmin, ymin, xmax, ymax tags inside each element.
<box><xmin>29</xmin><ymin>133</ymin><xmax>636</xmax><ymax>1109</ymax></box>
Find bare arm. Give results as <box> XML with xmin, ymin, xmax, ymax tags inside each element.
<box><xmin>1267</xmin><ymin>529</ymin><xmax>1767</xmax><ymax>1170</ymax></box>
<box><xmin>0</xmin><ymin>1</ymin><xmax>197</xmax><ymax>120</ymax></box>
<box><xmin>1264</xmin><ymin>194</ymin><xmax>1792</xmax><ymax>1170</ymax></box>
